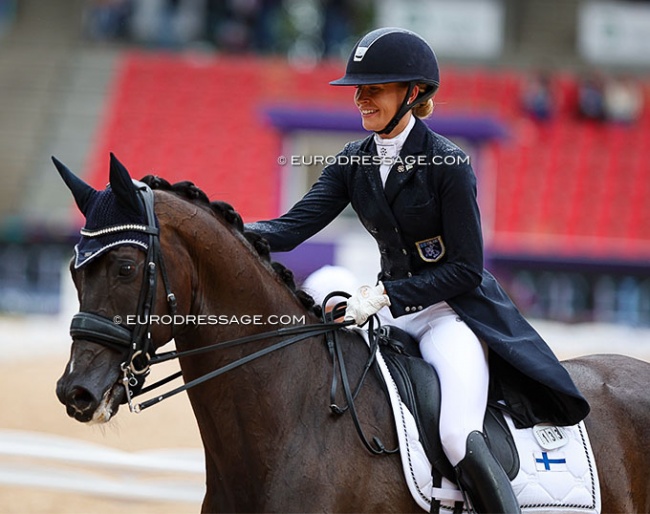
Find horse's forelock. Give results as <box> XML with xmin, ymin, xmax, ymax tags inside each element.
<box><xmin>140</xmin><ymin>175</ymin><xmax>319</xmax><ymax>314</ymax></box>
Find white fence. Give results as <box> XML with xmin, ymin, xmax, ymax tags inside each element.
<box><xmin>0</xmin><ymin>429</ymin><xmax>204</xmax><ymax>503</ymax></box>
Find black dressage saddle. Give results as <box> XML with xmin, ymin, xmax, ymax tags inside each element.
<box><xmin>376</xmin><ymin>325</ymin><xmax>520</xmax><ymax>483</ymax></box>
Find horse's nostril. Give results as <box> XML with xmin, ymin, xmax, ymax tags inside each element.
<box><xmin>67</xmin><ymin>386</ymin><xmax>96</xmax><ymax>410</ymax></box>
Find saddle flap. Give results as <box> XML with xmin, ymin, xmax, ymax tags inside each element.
<box><xmin>378</xmin><ymin>326</ymin><xmax>519</xmax><ymax>482</ymax></box>
<box><xmin>484</xmin><ymin>405</ymin><xmax>520</xmax><ymax>479</ymax></box>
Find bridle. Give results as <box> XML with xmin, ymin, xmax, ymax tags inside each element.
<box><xmin>69</xmin><ymin>181</ymin><xmax>177</xmax><ymax>401</ymax></box>
<box><xmin>66</xmin><ymin>183</ymin><xmax>396</xmax><ymax>455</ymax></box>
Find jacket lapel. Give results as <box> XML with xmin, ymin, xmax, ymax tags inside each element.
<box><xmin>356</xmin><ymin>140</ymin><xmax>400</xmax><ymax>229</ymax></box>
<box><xmin>383</xmin><ymin>118</ymin><xmax>429</xmax><ymax>206</ymax></box>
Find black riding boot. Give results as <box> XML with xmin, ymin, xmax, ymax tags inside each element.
<box><xmin>454</xmin><ymin>430</ymin><xmax>521</xmax><ymax>514</ymax></box>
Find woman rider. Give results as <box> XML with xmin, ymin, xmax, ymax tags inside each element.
<box><xmin>246</xmin><ymin>27</ymin><xmax>590</xmax><ymax>513</ymax></box>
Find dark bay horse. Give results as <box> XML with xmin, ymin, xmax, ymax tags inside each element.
<box><xmin>54</xmin><ymin>155</ymin><xmax>650</xmax><ymax>513</ymax></box>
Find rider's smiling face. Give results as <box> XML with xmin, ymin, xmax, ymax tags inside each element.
<box><xmin>354</xmin><ymin>82</ymin><xmax>416</xmax><ymax>138</ymax></box>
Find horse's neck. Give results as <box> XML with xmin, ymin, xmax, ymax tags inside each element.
<box><xmin>151</xmin><ymin>192</ymin><xmax>335</xmax><ymax>501</ymax></box>
<box><xmin>183</xmin><ymin>221</ymin><xmax>317</xmax><ymax>389</ymax></box>
<box><xmin>190</xmin><ymin>231</ymin><xmax>307</xmax><ymax>326</ymax></box>
<box><xmin>180</xmin><ymin>269</ymin><xmax>323</xmax><ymax>496</ymax></box>
<box><xmin>169</xmin><ymin>207</ymin><xmax>323</xmax><ymax>468</ymax></box>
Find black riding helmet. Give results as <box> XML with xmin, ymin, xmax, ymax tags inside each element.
<box><xmin>330</xmin><ymin>27</ymin><xmax>440</xmax><ymax>135</ymax></box>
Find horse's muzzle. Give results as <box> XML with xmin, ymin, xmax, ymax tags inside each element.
<box><xmin>57</xmin><ymin>379</ymin><xmax>98</xmax><ymax>422</ymax></box>
<box><xmin>56</xmin><ymin>342</ymin><xmax>127</xmax><ymax>423</ymax></box>
<box><xmin>57</xmin><ymin>374</ymin><xmax>126</xmax><ymax>423</ymax></box>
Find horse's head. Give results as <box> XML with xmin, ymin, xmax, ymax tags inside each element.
<box><xmin>54</xmin><ymin>154</ymin><xmax>177</xmax><ymax>423</ymax></box>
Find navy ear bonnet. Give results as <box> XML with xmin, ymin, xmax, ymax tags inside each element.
<box><xmin>52</xmin><ymin>153</ymin><xmax>158</xmax><ymax>269</ymax></box>
<box><xmin>74</xmin><ymin>183</ymin><xmax>153</xmax><ymax>268</ymax></box>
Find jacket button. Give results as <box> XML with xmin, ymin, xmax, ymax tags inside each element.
<box><xmin>417</xmin><ymin>306</ymin><xmax>423</xmax><ymax>311</ymax></box>
<box><xmin>407</xmin><ymin>272</ymin><xmax>412</xmax><ymax>277</ymax></box>
<box><xmin>394</xmin><ymin>227</ymin><xmax>399</xmax><ymax>233</ymax></box>
<box><xmin>405</xmin><ymin>306</ymin><xmax>410</xmax><ymax>312</ymax></box>
<box><xmin>402</xmin><ymin>248</ymin><xmax>408</xmax><ymax>255</ymax></box>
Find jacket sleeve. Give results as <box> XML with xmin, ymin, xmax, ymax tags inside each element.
<box><xmin>244</xmin><ymin>155</ymin><xmax>350</xmax><ymax>252</ymax></box>
<box><xmin>384</xmin><ymin>159</ymin><xmax>484</xmax><ymax>316</ymax></box>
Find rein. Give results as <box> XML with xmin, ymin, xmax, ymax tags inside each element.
<box><xmin>69</xmin><ymin>185</ymin><xmax>396</xmax><ymax>455</ymax></box>
<box><xmin>127</xmin><ymin>321</ymin><xmax>351</xmax><ymax>412</ymax></box>
<box><xmin>323</xmin><ymin>296</ymin><xmax>399</xmax><ymax>455</ymax></box>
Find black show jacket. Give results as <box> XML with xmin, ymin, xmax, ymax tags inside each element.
<box><xmin>246</xmin><ymin>118</ymin><xmax>590</xmax><ymax>428</ymax></box>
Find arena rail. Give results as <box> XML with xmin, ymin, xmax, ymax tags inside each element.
<box><xmin>0</xmin><ymin>429</ymin><xmax>204</xmax><ymax>502</ymax></box>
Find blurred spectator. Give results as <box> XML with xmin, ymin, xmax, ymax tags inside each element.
<box><xmin>205</xmin><ymin>0</ymin><xmax>283</xmax><ymax>54</ymax></box>
<box><xmin>83</xmin><ymin>0</ymin><xmax>133</xmax><ymax>41</ymax></box>
<box><xmin>83</xmin><ymin>0</ymin><xmax>366</xmax><ymax>58</ymax></box>
<box><xmin>130</xmin><ymin>0</ymin><xmax>205</xmax><ymax>49</ymax></box>
<box><xmin>577</xmin><ymin>72</ymin><xmax>605</xmax><ymax>121</ymax></box>
<box><xmin>520</xmin><ymin>70</ymin><xmax>555</xmax><ymax>121</ymax></box>
<box><xmin>302</xmin><ymin>265</ymin><xmax>360</xmax><ymax>318</ymax></box>
<box><xmin>252</xmin><ymin>0</ymin><xmax>284</xmax><ymax>54</ymax></box>
<box><xmin>604</xmin><ymin>76</ymin><xmax>643</xmax><ymax>124</ymax></box>
<box><xmin>322</xmin><ymin>0</ymin><xmax>353</xmax><ymax>58</ymax></box>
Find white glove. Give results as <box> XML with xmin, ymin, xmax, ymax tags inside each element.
<box><xmin>344</xmin><ymin>283</ymin><xmax>391</xmax><ymax>326</ymax></box>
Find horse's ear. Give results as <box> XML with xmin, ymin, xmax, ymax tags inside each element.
<box><xmin>109</xmin><ymin>153</ymin><xmax>142</xmax><ymax>216</ymax></box>
<box><xmin>52</xmin><ymin>156</ymin><xmax>97</xmax><ymax>216</ymax></box>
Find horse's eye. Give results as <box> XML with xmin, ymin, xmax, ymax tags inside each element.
<box><xmin>119</xmin><ymin>263</ymin><xmax>136</xmax><ymax>277</ymax></box>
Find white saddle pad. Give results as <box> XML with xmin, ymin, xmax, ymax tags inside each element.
<box><xmin>358</xmin><ymin>329</ymin><xmax>601</xmax><ymax>513</ymax></box>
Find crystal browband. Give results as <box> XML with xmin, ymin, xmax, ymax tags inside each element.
<box><xmin>80</xmin><ymin>224</ymin><xmax>156</xmax><ymax>238</ymax></box>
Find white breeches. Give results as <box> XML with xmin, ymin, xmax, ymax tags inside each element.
<box><xmin>377</xmin><ymin>301</ymin><xmax>489</xmax><ymax>466</ymax></box>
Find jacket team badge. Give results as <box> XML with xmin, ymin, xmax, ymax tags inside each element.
<box><xmin>416</xmin><ymin>236</ymin><xmax>445</xmax><ymax>262</ymax></box>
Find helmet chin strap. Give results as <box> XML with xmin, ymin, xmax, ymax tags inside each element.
<box><xmin>376</xmin><ymin>82</ymin><xmax>436</xmax><ymax>136</ymax></box>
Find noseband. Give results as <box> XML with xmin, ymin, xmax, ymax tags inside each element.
<box><xmin>69</xmin><ymin>181</ymin><xmax>177</xmax><ymax>401</ymax></box>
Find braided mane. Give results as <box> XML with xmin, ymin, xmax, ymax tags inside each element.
<box><xmin>140</xmin><ymin>175</ymin><xmax>320</xmax><ymax>315</ymax></box>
